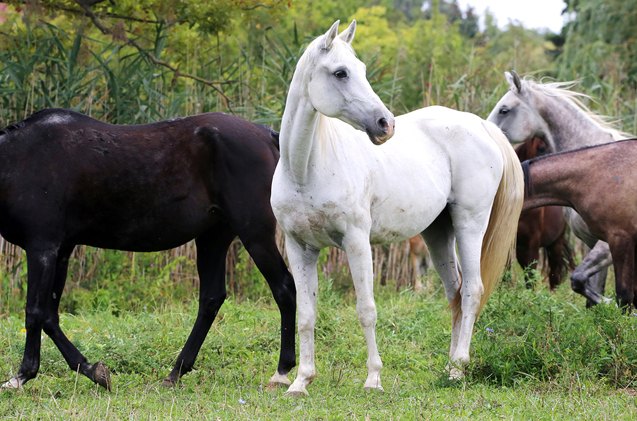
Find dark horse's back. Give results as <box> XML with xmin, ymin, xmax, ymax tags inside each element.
<box><xmin>0</xmin><ymin>108</ymin><xmax>280</xmax><ymax>252</ymax></box>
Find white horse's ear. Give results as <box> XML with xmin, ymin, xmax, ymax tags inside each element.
<box><xmin>323</xmin><ymin>20</ymin><xmax>340</xmax><ymax>50</ymax></box>
<box><xmin>339</xmin><ymin>20</ymin><xmax>356</xmax><ymax>44</ymax></box>
<box><xmin>505</xmin><ymin>70</ymin><xmax>523</xmax><ymax>93</ymax></box>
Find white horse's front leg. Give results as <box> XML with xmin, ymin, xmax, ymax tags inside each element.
<box><xmin>284</xmin><ymin>236</ymin><xmax>320</xmax><ymax>396</ymax></box>
<box><xmin>343</xmin><ymin>231</ymin><xmax>383</xmax><ymax>391</ymax></box>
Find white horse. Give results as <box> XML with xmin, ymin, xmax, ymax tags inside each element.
<box><xmin>487</xmin><ymin>71</ymin><xmax>630</xmax><ymax>306</ymax></box>
<box><xmin>271</xmin><ymin>20</ymin><xmax>523</xmax><ymax>396</ymax></box>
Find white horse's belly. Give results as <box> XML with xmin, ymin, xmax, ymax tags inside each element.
<box><xmin>369</xmin><ymin>193</ymin><xmax>447</xmax><ymax>243</ymax></box>
<box><xmin>271</xmin><ymin>175</ymin><xmax>358</xmax><ymax>248</ymax></box>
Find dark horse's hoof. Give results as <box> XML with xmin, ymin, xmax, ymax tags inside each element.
<box><xmin>90</xmin><ymin>362</ymin><xmax>111</xmax><ymax>391</ymax></box>
<box><xmin>161</xmin><ymin>377</ymin><xmax>178</xmax><ymax>388</ymax></box>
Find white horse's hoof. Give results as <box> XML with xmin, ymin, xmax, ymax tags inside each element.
<box><xmin>1</xmin><ymin>377</ymin><xmax>23</xmax><ymax>389</ymax></box>
<box><xmin>266</xmin><ymin>372</ymin><xmax>291</xmax><ymax>390</ymax></box>
<box><xmin>364</xmin><ymin>384</ymin><xmax>384</xmax><ymax>392</ymax></box>
<box><xmin>448</xmin><ymin>367</ymin><xmax>465</xmax><ymax>380</ymax></box>
<box><xmin>285</xmin><ymin>387</ymin><xmax>309</xmax><ymax>397</ymax></box>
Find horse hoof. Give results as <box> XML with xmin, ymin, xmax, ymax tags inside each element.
<box><xmin>1</xmin><ymin>377</ymin><xmax>23</xmax><ymax>389</ymax></box>
<box><xmin>448</xmin><ymin>367</ymin><xmax>465</xmax><ymax>380</ymax></box>
<box><xmin>285</xmin><ymin>389</ymin><xmax>309</xmax><ymax>398</ymax></box>
<box><xmin>266</xmin><ymin>372</ymin><xmax>291</xmax><ymax>390</ymax></box>
<box><xmin>161</xmin><ymin>378</ymin><xmax>178</xmax><ymax>388</ymax></box>
<box><xmin>91</xmin><ymin>362</ymin><xmax>111</xmax><ymax>391</ymax></box>
<box><xmin>364</xmin><ymin>385</ymin><xmax>384</xmax><ymax>392</ymax></box>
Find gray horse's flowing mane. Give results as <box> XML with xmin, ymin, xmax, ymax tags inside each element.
<box><xmin>521</xmin><ymin>77</ymin><xmax>630</xmax><ymax>139</ymax></box>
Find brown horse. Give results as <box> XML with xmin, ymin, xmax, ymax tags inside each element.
<box><xmin>407</xmin><ymin>235</ymin><xmax>433</xmax><ymax>292</ymax></box>
<box><xmin>522</xmin><ymin>139</ymin><xmax>637</xmax><ymax>308</ymax></box>
<box><xmin>0</xmin><ymin>109</ymin><xmax>296</xmax><ymax>390</ymax></box>
<box><xmin>515</xmin><ymin>137</ymin><xmax>574</xmax><ymax>289</ymax></box>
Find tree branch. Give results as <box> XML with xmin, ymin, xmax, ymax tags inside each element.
<box><xmin>73</xmin><ymin>0</ymin><xmax>233</xmax><ymax>108</ymax></box>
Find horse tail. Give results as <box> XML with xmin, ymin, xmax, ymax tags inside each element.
<box><xmin>475</xmin><ymin>122</ymin><xmax>524</xmax><ymax>314</ymax></box>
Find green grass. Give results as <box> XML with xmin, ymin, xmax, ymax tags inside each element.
<box><xmin>1</xmin><ymin>279</ymin><xmax>637</xmax><ymax>419</ymax></box>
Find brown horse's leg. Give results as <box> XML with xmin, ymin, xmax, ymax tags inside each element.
<box><xmin>238</xmin><ymin>228</ymin><xmax>296</xmax><ymax>388</ymax></box>
<box><xmin>608</xmin><ymin>237</ymin><xmax>634</xmax><ymax>310</ymax></box>
<box><xmin>516</xmin><ymin>240</ymin><xmax>540</xmax><ymax>289</ymax></box>
<box><xmin>164</xmin><ymin>227</ymin><xmax>235</xmax><ymax>386</ymax></box>
<box><xmin>545</xmin><ymin>234</ymin><xmax>573</xmax><ymax>291</ymax></box>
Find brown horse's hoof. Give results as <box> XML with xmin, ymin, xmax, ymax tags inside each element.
<box><xmin>91</xmin><ymin>362</ymin><xmax>111</xmax><ymax>391</ymax></box>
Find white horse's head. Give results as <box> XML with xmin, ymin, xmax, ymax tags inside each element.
<box><xmin>487</xmin><ymin>71</ymin><xmax>551</xmax><ymax>145</ymax></box>
<box><xmin>299</xmin><ymin>20</ymin><xmax>395</xmax><ymax>145</ymax></box>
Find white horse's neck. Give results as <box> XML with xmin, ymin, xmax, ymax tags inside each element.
<box><xmin>279</xmin><ymin>80</ymin><xmax>319</xmax><ymax>184</ymax></box>
<box><xmin>280</xmin><ymin>56</ymin><xmax>348</xmax><ymax>186</ymax></box>
<box><xmin>533</xmin><ymin>88</ymin><xmax>622</xmax><ymax>150</ymax></box>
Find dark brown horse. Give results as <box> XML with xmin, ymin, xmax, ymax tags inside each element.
<box><xmin>522</xmin><ymin>139</ymin><xmax>637</xmax><ymax>308</ymax></box>
<box><xmin>515</xmin><ymin>137</ymin><xmax>574</xmax><ymax>289</ymax></box>
<box><xmin>0</xmin><ymin>108</ymin><xmax>296</xmax><ymax>390</ymax></box>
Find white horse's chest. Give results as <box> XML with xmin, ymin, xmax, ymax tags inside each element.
<box><xmin>272</xmin><ymin>168</ymin><xmax>371</xmax><ymax>247</ymax></box>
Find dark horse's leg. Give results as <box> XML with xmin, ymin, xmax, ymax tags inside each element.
<box><xmin>163</xmin><ymin>227</ymin><xmax>235</xmax><ymax>386</ymax></box>
<box><xmin>238</xmin><ymin>227</ymin><xmax>296</xmax><ymax>388</ymax></box>
<box><xmin>3</xmin><ymin>245</ymin><xmax>110</xmax><ymax>389</ymax></box>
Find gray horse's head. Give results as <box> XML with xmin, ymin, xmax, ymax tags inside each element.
<box><xmin>487</xmin><ymin>71</ymin><xmax>552</xmax><ymax>147</ymax></box>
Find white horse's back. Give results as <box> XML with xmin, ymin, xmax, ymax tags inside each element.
<box><xmin>365</xmin><ymin>106</ymin><xmax>506</xmax><ymax>243</ymax></box>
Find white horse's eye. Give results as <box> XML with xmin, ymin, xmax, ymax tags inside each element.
<box><xmin>499</xmin><ymin>106</ymin><xmax>510</xmax><ymax>115</ymax></box>
<box><xmin>333</xmin><ymin>70</ymin><xmax>348</xmax><ymax>79</ymax></box>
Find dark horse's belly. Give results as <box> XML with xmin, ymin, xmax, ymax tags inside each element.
<box><xmin>78</xmin><ymin>209</ymin><xmax>222</xmax><ymax>252</ymax></box>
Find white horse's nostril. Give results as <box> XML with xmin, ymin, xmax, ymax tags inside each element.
<box><xmin>378</xmin><ymin>117</ymin><xmax>388</xmax><ymax>131</ymax></box>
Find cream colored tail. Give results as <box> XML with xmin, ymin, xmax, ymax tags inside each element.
<box><xmin>463</xmin><ymin>122</ymin><xmax>524</xmax><ymax>316</ymax></box>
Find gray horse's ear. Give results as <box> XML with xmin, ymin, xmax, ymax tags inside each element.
<box><xmin>505</xmin><ymin>70</ymin><xmax>523</xmax><ymax>93</ymax></box>
<box><xmin>323</xmin><ymin>20</ymin><xmax>340</xmax><ymax>50</ymax></box>
<box><xmin>339</xmin><ymin>20</ymin><xmax>356</xmax><ymax>44</ymax></box>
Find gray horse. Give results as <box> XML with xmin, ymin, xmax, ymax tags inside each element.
<box><xmin>488</xmin><ymin>71</ymin><xmax>630</xmax><ymax>306</ymax></box>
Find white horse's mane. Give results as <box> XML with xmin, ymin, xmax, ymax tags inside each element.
<box><xmin>521</xmin><ymin>77</ymin><xmax>629</xmax><ymax>139</ymax></box>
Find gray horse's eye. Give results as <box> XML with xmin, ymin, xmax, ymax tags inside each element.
<box><xmin>499</xmin><ymin>106</ymin><xmax>510</xmax><ymax>115</ymax></box>
<box><xmin>333</xmin><ymin>70</ymin><xmax>348</xmax><ymax>79</ymax></box>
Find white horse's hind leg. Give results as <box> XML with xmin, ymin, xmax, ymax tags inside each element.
<box><xmin>284</xmin><ymin>236</ymin><xmax>320</xmax><ymax>396</ymax></box>
<box><xmin>422</xmin><ymin>211</ymin><xmax>462</xmax><ymax>376</ymax></box>
<box><xmin>343</xmin><ymin>231</ymin><xmax>383</xmax><ymax>391</ymax></box>
<box><xmin>448</xmin><ymin>207</ymin><xmax>491</xmax><ymax>378</ymax></box>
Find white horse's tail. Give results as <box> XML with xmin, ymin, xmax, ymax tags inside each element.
<box><xmin>468</xmin><ymin>122</ymin><xmax>524</xmax><ymax>315</ymax></box>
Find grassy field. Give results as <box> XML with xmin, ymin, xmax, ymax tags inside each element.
<box><xmin>1</xmin><ymin>275</ymin><xmax>637</xmax><ymax>420</ymax></box>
